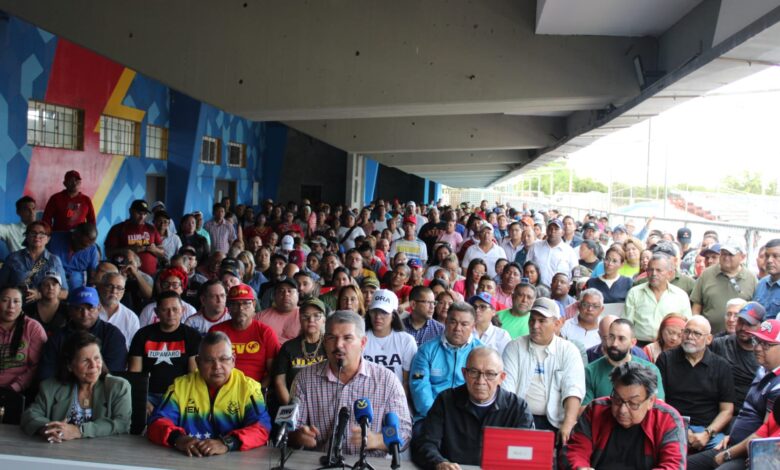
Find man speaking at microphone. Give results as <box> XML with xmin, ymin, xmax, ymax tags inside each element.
<box><xmin>288</xmin><ymin>310</ymin><xmax>412</xmax><ymax>457</ymax></box>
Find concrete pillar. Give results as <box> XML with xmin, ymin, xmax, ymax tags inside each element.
<box><xmin>346</xmin><ymin>153</ymin><xmax>366</xmax><ymax>209</ymax></box>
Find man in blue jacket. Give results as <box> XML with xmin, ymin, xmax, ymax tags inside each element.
<box><xmin>410</xmin><ymin>301</ymin><xmax>483</xmax><ymax>436</ymax></box>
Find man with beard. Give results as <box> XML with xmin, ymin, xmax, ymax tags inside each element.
<box><xmin>688</xmin><ymin>318</ymin><xmax>780</xmax><ymax>469</ymax></box>
<box><xmin>583</xmin><ymin>319</ymin><xmax>664</xmax><ymax>406</ymax></box>
<box><xmin>709</xmin><ymin>301</ymin><xmax>763</xmax><ymax>415</ymax></box>
<box><xmin>656</xmin><ymin>316</ymin><xmax>734</xmax><ymax>452</ymax></box>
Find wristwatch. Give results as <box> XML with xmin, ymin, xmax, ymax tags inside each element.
<box><xmin>221</xmin><ymin>434</ymin><xmax>238</xmax><ymax>451</ymax></box>
<box><xmin>723</xmin><ymin>449</ymin><xmax>733</xmax><ymax>462</ymax></box>
<box><xmin>705</xmin><ymin>427</ymin><xmax>715</xmax><ymax>437</ymax></box>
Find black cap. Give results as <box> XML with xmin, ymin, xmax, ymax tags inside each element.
<box><xmin>276</xmin><ymin>277</ymin><xmax>298</xmax><ymax>290</ymax></box>
<box><xmin>178</xmin><ymin>246</ymin><xmax>198</xmax><ymax>257</ymax></box>
<box><xmin>130</xmin><ymin>200</ymin><xmax>149</xmax><ymax>213</ymax></box>
<box><xmin>582</xmin><ymin>221</ymin><xmax>597</xmax><ymax>231</ymax></box>
<box><xmin>677</xmin><ymin>227</ymin><xmax>692</xmax><ymax>243</ymax></box>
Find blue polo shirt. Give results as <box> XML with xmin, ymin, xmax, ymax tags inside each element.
<box><xmin>754</xmin><ymin>276</ymin><xmax>780</xmax><ymax>319</ymax></box>
<box><xmin>730</xmin><ymin>365</ymin><xmax>780</xmax><ymax>443</ymax></box>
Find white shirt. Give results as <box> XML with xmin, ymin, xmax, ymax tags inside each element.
<box><xmin>525</xmin><ymin>241</ymin><xmax>579</xmax><ymax>286</ymax></box>
<box><xmin>363</xmin><ymin>330</ymin><xmax>418</xmax><ymax>385</ymax></box>
<box><xmin>184</xmin><ymin>309</ymin><xmax>232</xmax><ymax>335</ymax></box>
<box><xmin>338</xmin><ymin>226</ymin><xmax>366</xmax><ymax>251</ymax></box>
<box><xmin>0</xmin><ymin>222</ymin><xmax>26</xmax><ymax>252</ymax></box>
<box><xmin>472</xmin><ymin>324</ymin><xmax>511</xmax><ymax>355</ymax></box>
<box><xmin>98</xmin><ymin>303</ymin><xmax>140</xmax><ymax>349</ymax></box>
<box><xmin>461</xmin><ymin>243</ymin><xmax>507</xmax><ymax>277</ymax></box>
<box><xmin>500</xmin><ymin>238</ymin><xmax>524</xmax><ymax>261</ymax></box>
<box><xmin>560</xmin><ymin>315</ymin><xmax>602</xmax><ymax>349</ymax></box>
<box><xmin>138</xmin><ymin>300</ymin><xmax>198</xmax><ymax>327</ymax></box>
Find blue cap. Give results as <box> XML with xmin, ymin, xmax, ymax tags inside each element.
<box><xmin>613</xmin><ymin>224</ymin><xmax>627</xmax><ymax>233</ymax></box>
<box><xmin>700</xmin><ymin>244</ymin><xmax>721</xmax><ymax>256</ymax></box>
<box><xmin>407</xmin><ymin>259</ymin><xmax>423</xmax><ymax>269</ymax></box>
<box><xmin>468</xmin><ymin>292</ymin><xmax>493</xmax><ymax>307</ymax></box>
<box><xmin>68</xmin><ymin>286</ymin><xmax>100</xmax><ymax>307</ymax></box>
<box><xmin>547</xmin><ymin>218</ymin><xmax>563</xmax><ymax>229</ymax></box>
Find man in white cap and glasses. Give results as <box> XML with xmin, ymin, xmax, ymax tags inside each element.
<box><xmin>364</xmin><ymin>289</ymin><xmax>418</xmax><ymax>398</ymax></box>
<box><xmin>691</xmin><ymin>243</ymin><xmax>756</xmax><ymax>335</ymax></box>
<box><xmin>502</xmin><ymin>297</ymin><xmax>585</xmax><ymax>443</ymax></box>
<box><xmin>461</xmin><ymin>221</ymin><xmax>506</xmax><ymax>278</ymax></box>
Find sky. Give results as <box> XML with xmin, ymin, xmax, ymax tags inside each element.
<box><xmin>564</xmin><ymin>66</ymin><xmax>780</xmax><ymax>190</ymax></box>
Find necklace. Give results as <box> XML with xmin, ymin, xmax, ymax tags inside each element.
<box><xmin>302</xmin><ymin>335</ymin><xmax>323</xmax><ymax>361</ymax></box>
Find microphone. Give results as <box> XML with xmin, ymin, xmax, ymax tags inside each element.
<box><xmin>382</xmin><ymin>412</ymin><xmax>403</xmax><ymax>469</ymax></box>
<box><xmin>331</xmin><ymin>406</ymin><xmax>350</xmax><ymax>461</ymax></box>
<box><xmin>354</xmin><ymin>398</ymin><xmax>374</xmax><ymax>429</ymax></box>
<box><xmin>272</xmin><ymin>398</ymin><xmax>300</xmax><ymax>447</ymax></box>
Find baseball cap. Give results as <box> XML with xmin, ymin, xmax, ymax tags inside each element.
<box><xmin>228</xmin><ymin>283</ymin><xmax>255</xmax><ymax>302</ymax></box>
<box><xmin>42</xmin><ymin>270</ymin><xmax>62</xmax><ymax>285</ymax></box>
<box><xmin>749</xmin><ymin>319</ymin><xmax>780</xmax><ymax>344</ymax></box>
<box><xmin>738</xmin><ymin>302</ymin><xmax>766</xmax><ymax>326</ymax></box>
<box><xmin>652</xmin><ymin>240</ymin><xmax>679</xmax><ymax>258</ymax></box>
<box><xmin>281</xmin><ymin>235</ymin><xmax>294</xmax><ymax>251</ymax></box>
<box><xmin>582</xmin><ymin>221</ymin><xmax>598</xmax><ymax>231</ymax></box>
<box><xmin>677</xmin><ymin>227</ymin><xmax>692</xmax><ymax>244</ymax></box>
<box><xmin>547</xmin><ymin>218</ymin><xmax>563</xmax><ymax>230</ymax></box>
<box><xmin>530</xmin><ymin>297</ymin><xmax>560</xmax><ymax>319</ymax></box>
<box><xmin>68</xmin><ymin>286</ymin><xmax>99</xmax><ymax>307</ymax></box>
<box><xmin>311</xmin><ymin>235</ymin><xmax>328</xmax><ymax>246</ymax></box>
<box><xmin>276</xmin><ymin>277</ymin><xmax>299</xmax><ymax>290</ymax></box>
<box><xmin>407</xmin><ymin>259</ymin><xmax>423</xmax><ymax>269</ymax></box>
<box><xmin>479</xmin><ymin>221</ymin><xmax>493</xmax><ymax>232</ymax></box>
<box><xmin>300</xmin><ymin>297</ymin><xmax>327</xmax><ymax>314</ymax></box>
<box><xmin>720</xmin><ymin>243</ymin><xmax>744</xmax><ymax>255</ymax></box>
<box><xmin>179</xmin><ymin>245</ymin><xmax>198</xmax><ymax>257</ymax></box>
<box><xmin>612</xmin><ymin>224</ymin><xmax>627</xmax><ymax>234</ymax></box>
<box><xmin>700</xmin><ymin>244</ymin><xmax>721</xmax><ymax>256</ymax></box>
<box><xmin>153</xmin><ymin>210</ymin><xmax>171</xmax><ymax>220</ymax></box>
<box><xmin>361</xmin><ymin>277</ymin><xmax>380</xmax><ymax>289</ymax></box>
<box><xmin>64</xmin><ymin>170</ymin><xmax>81</xmax><ymax>180</ymax></box>
<box><xmin>468</xmin><ymin>292</ymin><xmax>493</xmax><ymax>307</ymax></box>
<box><xmin>369</xmin><ymin>289</ymin><xmax>399</xmax><ymax>314</ymax></box>
<box><xmin>407</xmin><ymin>201</ymin><xmax>417</xmax><ymax>207</ymax></box>
<box><xmin>151</xmin><ymin>201</ymin><xmax>166</xmax><ymax>211</ymax></box>
<box><xmin>220</xmin><ymin>265</ymin><xmax>241</xmax><ymax>279</ymax></box>
<box><xmin>403</xmin><ymin>215</ymin><xmax>417</xmax><ymax>226</ymax></box>
<box><xmin>130</xmin><ymin>200</ymin><xmax>150</xmax><ymax>213</ymax></box>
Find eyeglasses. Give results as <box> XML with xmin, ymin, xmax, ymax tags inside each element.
<box><xmin>103</xmin><ymin>284</ymin><xmax>125</xmax><ymax>292</ymax></box>
<box><xmin>26</xmin><ymin>231</ymin><xmax>48</xmax><ymax>238</ymax></box>
<box><xmin>610</xmin><ymin>392</ymin><xmax>650</xmax><ymax>411</ymax></box>
<box><xmin>162</xmin><ymin>281</ymin><xmax>182</xmax><ymax>289</ymax></box>
<box><xmin>301</xmin><ymin>313</ymin><xmax>324</xmax><ymax>321</ymax></box>
<box><xmin>199</xmin><ymin>356</ymin><xmax>234</xmax><ymax>366</ymax></box>
<box><xmin>751</xmin><ymin>337</ymin><xmax>780</xmax><ymax>349</ymax></box>
<box><xmin>729</xmin><ymin>278</ymin><xmax>742</xmax><ymax>294</ymax></box>
<box><xmin>683</xmin><ymin>328</ymin><xmax>706</xmax><ymax>340</ymax></box>
<box><xmin>474</xmin><ymin>304</ymin><xmax>492</xmax><ymax>311</ymax></box>
<box><xmin>464</xmin><ymin>368</ymin><xmax>500</xmax><ymax>381</ymax></box>
<box><xmin>580</xmin><ymin>302</ymin><xmax>603</xmax><ymax>310</ymax></box>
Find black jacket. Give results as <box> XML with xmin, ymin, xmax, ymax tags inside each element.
<box><xmin>412</xmin><ymin>384</ymin><xmax>534</xmax><ymax>468</ymax></box>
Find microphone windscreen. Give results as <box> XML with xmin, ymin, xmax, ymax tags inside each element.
<box><xmin>353</xmin><ymin>397</ymin><xmax>374</xmax><ymax>424</ymax></box>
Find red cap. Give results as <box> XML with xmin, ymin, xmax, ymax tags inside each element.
<box><xmin>65</xmin><ymin>170</ymin><xmax>81</xmax><ymax>180</ymax></box>
<box><xmin>750</xmin><ymin>320</ymin><xmax>780</xmax><ymax>344</ymax></box>
<box><xmin>228</xmin><ymin>283</ymin><xmax>255</xmax><ymax>301</ymax></box>
<box><xmin>403</xmin><ymin>215</ymin><xmax>417</xmax><ymax>226</ymax></box>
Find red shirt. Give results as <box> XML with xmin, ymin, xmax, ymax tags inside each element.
<box><xmin>42</xmin><ymin>190</ymin><xmax>96</xmax><ymax>231</ymax></box>
<box><xmin>106</xmin><ymin>220</ymin><xmax>162</xmax><ymax>275</ymax></box>
<box><xmin>756</xmin><ymin>412</ymin><xmax>780</xmax><ymax>438</ymax></box>
<box><xmin>209</xmin><ymin>320</ymin><xmax>281</xmax><ymax>382</ymax></box>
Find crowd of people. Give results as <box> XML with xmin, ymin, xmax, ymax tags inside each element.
<box><xmin>2</xmin><ymin>170</ymin><xmax>780</xmax><ymax>469</ymax></box>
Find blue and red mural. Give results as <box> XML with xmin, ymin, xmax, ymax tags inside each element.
<box><xmin>0</xmin><ymin>14</ymin><xmax>287</xmax><ymax>255</ymax></box>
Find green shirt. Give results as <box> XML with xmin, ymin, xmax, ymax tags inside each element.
<box><xmin>583</xmin><ymin>356</ymin><xmax>665</xmax><ymax>405</ymax></box>
<box><xmin>624</xmin><ymin>282</ymin><xmax>692</xmax><ymax>342</ymax></box>
<box><xmin>496</xmin><ymin>309</ymin><xmax>530</xmax><ymax>339</ymax></box>
<box><xmin>690</xmin><ymin>265</ymin><xmax>757</xmax><ymax>334</ymax></box>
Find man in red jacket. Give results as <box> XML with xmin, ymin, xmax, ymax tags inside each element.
<box><xmin>559</xmin><ymin>362</ymin><xmax>686</xmax><ymax>470</ymax></box>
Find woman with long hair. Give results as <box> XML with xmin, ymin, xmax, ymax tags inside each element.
<box><xmin>585</xmin><ymin>244</ymin><xmax>633</xmax><ymax>304</ymax></box>
<box><xmin>238</xmin><ymin>250</ymin><xmax>267</xmax><ymax>293</ymax></box>
<box><xmin>453</xmin><ymin>258</ymin><xmax>487</xmax><ymax>299</ymax></box>
<box><xmin>0</xmin><ymin>286</ymin><xmax>47</xmax><ymax>393</ymax></box>
<box><xmin>620</xmin><ymin>237</ymin><xmax>645</xmax><ymax>278</ymax></box>
<box><xmin>364</xmin><ymin>290</ymin><xmax>417</xmax><ymax>399</ymax></box>
<box><xmin>337</xmin><ymin>284</ymin><xmax>366</xmax><ymax>317</ymax></box>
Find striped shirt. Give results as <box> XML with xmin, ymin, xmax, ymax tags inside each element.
<box><xmin>291</xmin><ymin>359</ymin><xmax>412</xmax><ymax>457</ymax></box>
<box><xmin>403</xmin><ymin>317</ymin><xmax>444</xmax><ymax>347</ymax></box>
<box><xmin>204</xmin><ymin>219</ymin><xmax>237</xmax><ymax>254</ymax></box>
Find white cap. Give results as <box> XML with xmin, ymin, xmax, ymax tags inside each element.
<box><xmin>281</xmin><ymin>235</ymin><xmax>294</xmax><ymax>251</ymax></box>
<box><xmin>407</xmin><ymin>200</ymin><xmax>416</xmax><ymax>207</ymax></box>
<box><xmin>151</xmin><ymin>201</ymin><xmax>165</xmax><ymax>211</ymax></box>
<box><xmin>369</xmin><ymin>289</ymin><xmax>399</xmax><ymax>314</ymax></box>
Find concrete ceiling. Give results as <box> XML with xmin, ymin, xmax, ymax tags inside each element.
<box><xmin>2</xmin><ymin>0</ymin><xmax>780</xmax><ymax>189</ymax></box>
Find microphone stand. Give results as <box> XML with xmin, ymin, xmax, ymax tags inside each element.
<box><xmin>319</xmin><ymin>360</ymin><xmax>347</xmax><ymax>470</ymax></box>
<box><xmin>271</xmin><ymin>431</ymin><xmax>292</xmax><ymax>470</ymax></box>
<box><xmin>352</xmin><ymin>420</ymin><xmax>376</xmax><ymax>470</ymax></box>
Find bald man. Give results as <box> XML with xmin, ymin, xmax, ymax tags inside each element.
<box><xmin>585</xmin><ymin>315</ymin><xmax>650</xmax><ymax>363</ymax></box>
<box><xmin>656</xmin><ymin>316</ymin><xmax>734</xmax><ymax>451</ymax></box>
<box><xmin>412</xmin><ymin>347</ymin><xmax>534</xmax><ymax>469</ymax></box>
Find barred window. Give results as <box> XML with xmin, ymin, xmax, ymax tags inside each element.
<box><xmin>146</xmin><ymin>125</ymin><xmax>168</xmax><ymax>160</ymax></box>
<box><xmin>227</xmin><ymin>142</ymin><xmax>246</xmax><ymax>167</ymax></box>
<box><xmin>26</xmin><ymin>100</ymin><xmax>84</xmax><ymax>150</ymax></box>
<box><xmin>100</xmin><ymin>115</ymin><xmax>140</xmax><ymax>156</ymax></box>
<box><xmin>201</xmin><ymin>136</ymin><xmax>220</xmax><ymax>164</ymax></box>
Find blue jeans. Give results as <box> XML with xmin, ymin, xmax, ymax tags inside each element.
<box><xmin>688</xmin><ymin>425</ymin><xmax>725</xmax><ymax>451</ymax></box>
